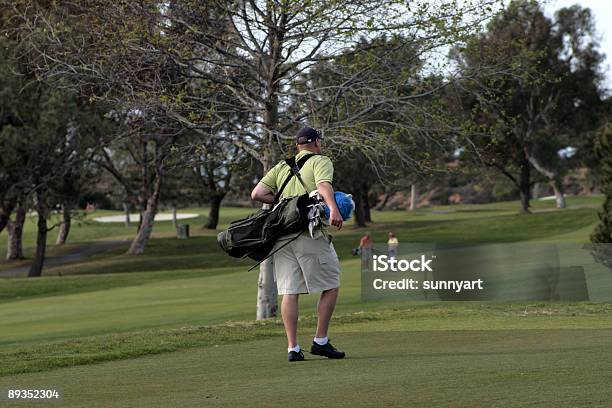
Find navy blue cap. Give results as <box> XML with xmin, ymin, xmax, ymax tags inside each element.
<box><xmin>296</xmin><ymin>127</ymin><xmax>322</xmax><ymax>144</ymax></box>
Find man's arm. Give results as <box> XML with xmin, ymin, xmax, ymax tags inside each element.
<box><xmin>251</xmin><ymin>184</ymin><xmax>277</xmax><ymax>205</ymax></box>
<box><xmin>317</xmin><ymin>181</ymin><xmax>343</xmax><ymax>230</ymax></box>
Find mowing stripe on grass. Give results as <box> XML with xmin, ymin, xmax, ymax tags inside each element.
<box><xmin>2</xmin><ymin>304</ymin><xmax>612</xmax><ymax>377</ymax></box>
<box><xmin>0</xmin><ymin>312</ymin><xmax>383</xmax><ymax>377</ymax></box>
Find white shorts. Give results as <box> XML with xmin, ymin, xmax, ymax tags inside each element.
<box><xmin>272</xmin><ymin>233</ymin><xmax>341</xmax><ymax>295</ymax></box>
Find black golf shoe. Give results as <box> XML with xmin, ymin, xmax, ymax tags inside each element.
<box><xmin>288</xmin><ymin>349</ymin><xmax>305</xmax><ymax>362</ymax></box>
<box><xmin>310</xmin><ymin>341</ymin><xmax>346</xmax><ymax>359</ymax></box>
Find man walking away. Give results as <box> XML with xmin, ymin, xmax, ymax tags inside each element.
<box><xmin>251</xmin><ymin>127</ymin><xmax>346</xmax><ymax>362</ymax></box>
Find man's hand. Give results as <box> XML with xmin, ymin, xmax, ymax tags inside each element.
<box><xmin>329</xmin><ymin>207</ymin><xmax>343</xmax><ymax>230</ymax></box>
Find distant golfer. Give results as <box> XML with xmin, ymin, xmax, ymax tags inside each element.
<box><xmin>359</xmin><ymin>232</ymin><xmax>373</xmax><ymax>251</ymax></box>
<box><xmin>359</xmin><ymin>232</ymin><xmax>373</xmax><ymax>272</ymax></box>
<box><xmin>388</xmin><ymin>232</ymin><xmax>399</xmax><ymax>260</ymax></box>
<box><xmin>250</xmin><ymin>126</ymin><xmax>346</xmax><ymax>362</ymax></box>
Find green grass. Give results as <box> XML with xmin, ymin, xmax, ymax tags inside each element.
<box><xmin>0</xmin><ymin>195</ymin><xmax>610</xmax><ymax>407</ymax></box>
<box><xmin>0</xmin><ymin>259</ymin><xmax>363</xmax><ymax>345</ymax></box>
<box><xmin>0</xmin><ymin>195</ymin><xmax>603</xmax><ymax>261</ymax></box>
<box><xmin>0</xmin><ymin>195</ymin><xmax>602</xmax><ymax>276</ymax></box>
<box><xmin>0</xmin><ymin>267</ymin><xmax>236</xmax><ymax>305</ymax></box>
<box><xmin>2</xmin><ymin>306</ymin><xmax>612</xmax><ymax>407</ymax></box>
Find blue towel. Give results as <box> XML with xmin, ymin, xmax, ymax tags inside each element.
<box><xmin>323</xmin><ymin>192</ymin><xmax>355</xmax><ymax>221</ymax></box>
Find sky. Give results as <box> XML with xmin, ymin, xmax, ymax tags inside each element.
<box><xmin>545</xmin><ymin>0</ymin><xmax>612</xmax><ymax>89</ymax></box>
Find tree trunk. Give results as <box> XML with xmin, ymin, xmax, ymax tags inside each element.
<box><xmin>205</xmin><ymin>193</ymin><xmax>224</xmax><ymax>229</ymax></box>
<box><xmin>532</xmin><ymin>182</ymin><xmax>541</xmax><ymax>200</ymax></box>
<box><xmin>257</xmin><ymin>231</ymin><xmax>278</xmax><ymax>321</ymax></box>
<box><xmin>55</xmin><ymin>205</ymin><xmax>71</xmax><ymax>245</ymax></box>
<box><xmin>257</xmin><ymin>201</ymin><xmax>278</xmax><ymax>320</ymax></box>
<box><xmin>0</xmin><ymin>209</ymin><xmax>9</xmax><ymax>234</ymax></box>
<box><xmin>127</xmin><ymin>172</ymin><xmax>162</xmax><ymax>255</ymax></box>
<box><xmin>257</xmin><ymin>264</ymin><xmax>278</xmax><ymax>319</ymax></box>
<box><xmin>6</xmin><ymin>205</ymin><xmax>26</xmax><ymax>260</ymax></box>
<box><xmin>353</xmin><ymin>189</ymin><xmax>367</xmax><ymax>227</ymax></box>
<box><xmin>526</xmin><ymin>153</ymin><xmax>565</xmax><ymax>209</ymax></box>
<box><xmin>519</xmin><ymin>159</ymin><xmax>531</xmax><ymax>213</ymax></box>
<box><xmin>135</xmin><ymin>138</ymin><xmax>150</xmax><ymax>233</ymax></box>
<box><xmin>363</xmin><ymin>190</ymin><xmax>372</xmax><ymax>222</ymax></box>
<box><xmin>172</xmin><ymin>205</ymin><xmax>178</xmax><ymax>229</ymax></box>
<box><xmin>410</xmin><ymin>184</ymin><xmax>417</xmax><ymax>211</ymax></box>
<box><xmin>256</xmin><ymin>147</ymin><xmax>278</xmax><ymax>320</ymax></box>
<box><xmin>552</xmin><ymin>179</ymin><xmax>566</xmax><ymax>209</ymax></box>
<box><xmin>375</xmin><ymin>190</ymin><xmax>394</xmax><ymax>211</ymax></box>
<box><xmin>0</xmin><ymin>201</ymin><xmax>16</xmax><ymax>233</ymax></box>
<box><xmin>123</xmin><ymin>202</ymin><xmax>130</xmax><ymax>227</ymax></box>
<box><xmin>28</xmin><ymin>207</ymin><xmax>47</xmax><ymax>277</ymax></box>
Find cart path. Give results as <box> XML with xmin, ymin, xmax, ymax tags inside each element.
<box><xmin>0</xmin><ymin>239</ymin><xmax>130</xmax><ymax>278</ymax></box>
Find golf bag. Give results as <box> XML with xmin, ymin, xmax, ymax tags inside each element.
<box><xmin>217</xmin><ymin>154</ymin><xmax>318</xmax><ymax>262</ymax></box>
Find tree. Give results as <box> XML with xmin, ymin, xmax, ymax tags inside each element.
<box><xmin>1</xmin><ymin>31</ymin><xmax>101</xmax><ymax>273</ymax></box>
<box><xmin>453</xmin><ymin>1</ymin><xmax>605</xmax><ymax>212</ymax></box>
<box><xmin>3</xmin><ymin>86</ymin><xmax>92</xmax><ymax>276</ymax></box>
<box><xmin>54</xmin><ymin>148</ymin><xmax>93</xmax><ymax>246</ymax></box>
<box><xmin>161</xmin><ymin>0</ymin><xmax>502</xmax><ymax>318</ymax></box>
<box><xmin>591</xmin><ymin>122</ymin><xmax>612</xmax><ymax>266</ymax></box>
<box><xmin>90</xmin><ymin>115</ymin><xmax>185</xmax><ymax>254</ymax></box>
<box><xmin>28</xmin><ymin>92</ymin><xmax>98</xmax><ymax>276</ymax></box>
<box><xmin>305</xmin><ymin>35</ymin><xmax>457</xmax><ymax>222</ymax></box>
<box><xmin>0</xmin><ymin>35</ymin><xmax>30</xmax><ymax>258</ymax></box>
<box><xmin>189</xmin><ymin>142</ymin><xmax>247</xmax><ymax>229</ymax></box>
<box><xmin>6</xmin><ymin>0</ymin><xmax>199</xmax><ymax>255</ymax></box>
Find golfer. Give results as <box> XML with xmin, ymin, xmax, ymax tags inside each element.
<box><xmin>388</xmin><ymin>232</ymin><xmax>399</xmax><ymax>260</ymax></box>
<box><xmin>359</xmin><ymin>232</ymin><xmax>373</xmax><ymax>272</ymax></box>
<box><xmin>250</xmin><ymin>126</ymin><xmax>346</xmax><ymax>362</ymax></box>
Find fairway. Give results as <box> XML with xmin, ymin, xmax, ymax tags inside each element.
<box><xmin>3</xmin><ymin>323</ymin><xmax>612</xmax><ymax>407</ymax></box>
<box><xmin>1</xmin><ymin>196</ymin><xmax>611</xmax><ymax>407</ymax></box>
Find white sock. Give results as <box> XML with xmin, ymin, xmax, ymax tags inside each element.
<box><xmin>288</xmin><ymin>345</ymin><xmax>301</xmax><ymax>353</ymax></box>
<box><xmin>313</xmin><ymin>336</ymin><xmax>328</xmax><ymax>345</ymax></box>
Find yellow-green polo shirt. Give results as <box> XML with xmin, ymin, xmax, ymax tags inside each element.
<box><xmin>258</xmin><ymin>150</ymin><xmax>334</xmax><ymax>199</ymax></box>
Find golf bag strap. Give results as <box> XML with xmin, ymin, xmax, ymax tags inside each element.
<box><xmin>275</xmin><ymin>153</ymin><xmax>319</xmax><ymax>201</ymax></box>
<box><xmin>285</xmin><ymin>159</ymin><xmax>308</xmax><ymax>195</ymax></box>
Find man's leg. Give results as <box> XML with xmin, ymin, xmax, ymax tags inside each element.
<box><xmin>295</xmin><ymin>236</ymin><xmax>345</xmax><ymax>358</ymax></box>
<box><xmin>281</xmin><ymin>294</ymin><xmax>299</xmax><ymax>348</ymax></box>
<box><xmin>310</xmin><ymin>287</ymin><xmax>345</xmax><ymax>358</ymax></box>
<box><xmin>315</xmin><ymin>287</ymin><xmax>339</xmax><ymax>338</ymax></box>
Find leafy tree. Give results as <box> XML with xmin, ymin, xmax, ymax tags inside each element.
<box><xmin>1</xmin><ymin>85</ymin><xmax>92</xmax><ymax>275</ymax></box>
<box><xmin>6</xmin><ymin>0</ymin><xmax>201</xmax><ymax>254</ymax></box>
<box><xmin>591</xmin><ymin>122</ymin><xmax>612</xmax><ymax>266</ymax></box>
<box><xmin>0</xmin><ymin>38</ymin><xmax>26</xmax><ymax>246</ymax></box>
<box><xmin>309</xmin><ymin>36</ymin><xmax>457</xmax><ymax>222</ymax></box>
<box><xmin>190</xmin><ymin>142</ymin><xmax>250</xmax><ymax>230</ymax></box>
<box><xmin>1</xmin><ymin>29</ymin><xmax>100</xmax><ymax>273</ymax></box>
<box><xmin>453</xmin><ymin>0</ymin><xmax>605</xmax><ymax>212</ymax></box>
